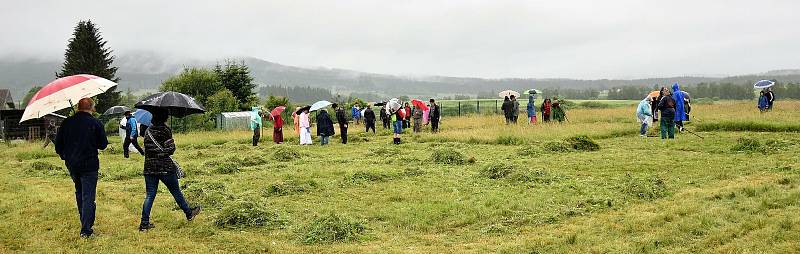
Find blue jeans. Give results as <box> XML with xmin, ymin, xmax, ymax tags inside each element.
<box><xmin>639</xmin><ymin>122</ymin><xmax>648</xmax><ymax>135</ymax></box>
<box><xmin>320</xmin><ymin>135</ymin><xmax>330</xmax><ymax>145</ymax></box>
<box><xmin>141</xmin><ymin>174</ymin><xmax>190</xmax><ymax>224</ymax></box>
<box><xmin>69</xmin><ymin>170</ymin><xmax>98</xmax><ymax>235</ymax></box>
<box><xmin>393</xmin><ymin>121</ymin><xmax>403</xmax><ymax>134</ymax></box>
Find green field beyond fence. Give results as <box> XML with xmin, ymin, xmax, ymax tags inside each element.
<box><xmin>437</xmin><ymin>99</ymin><xmax>639</xmax><ymax>117</ymax></box>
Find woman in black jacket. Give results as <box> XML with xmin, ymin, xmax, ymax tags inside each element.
<box><xmin>138</xmin><ymin>110</ymin><xmax>201</xmax><ymax>232</ymax></box>
<box><xmin>316</xmin><ymin>109</ymin><xmax>335</xmax><ymax>145</ymax></box>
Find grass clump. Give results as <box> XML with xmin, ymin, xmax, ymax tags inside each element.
<box><xmin>543</xmin><ymin>141</ymin><xmax>572</xmax><ymax>153</ymax></box>
<box><xmin>370</xmin><ymin>146</ymin><xmax>399</xmax><ymax>156</ymax></box>
<box><xmin>342</xmin><ymin>171</ymin><xmax>391</xmax><ymax>185</ymax></box>
<box><xmin>516</xmin><ymin>145</ymin><xmax>542</xmax><ymax>156</ymax></box>
<box><xmin>214</xmin><ymin>199</ymin><xmax>285</xmax><ymax>229</ymax></box>
<box><xmin>565</xmin><ymin>135</ymin><xmax>600</xmax><ymax>151</ymax></box>
<box><xmin>697</xmin><ymin>121</ymin><xmax>800</xmax><ymax>132</ymax></box>
<box><xmin>15</xmin><ymin>150</ymin><xmax>58</xmax><ymax>161</ymax></box>
<box><xmin>431</xmin><ymin>148</ymin><xmax>466</xmax><ymax>165</ymax></box>
<box><xmin>263</xmin><ymin>179</ymin><xmax>317</xmax><ymax>197</ymax></box>
<box><xmin>731</xmin><ymin>137</ymin><xmax>762</xmax><ymax>153</ymax></box>
<box><xmin>479</xmin><ymin>163</ymin><xmax>514</xmax><ymax>179</ymax></box>
<box><xmin>182</xmin><ymin>180</ymin><xmax>233</xmax><ymax>209</ymax></box>
<box><xmin>25</xmin><ymin>161</ymin><xmax>67</xmax><ymax>178</ymax></box>
<box><xmin>205</xmin><ymin>155</ymin><xmax>269</xmax><ymax>174</ymax></box>
<box><xmin>509</xmin><ymin>169</ymin><xmax>558</xmax><ymax>184</ymax></box>
<box><xmin>496</xmin><ymin>135</ymin><xmax>525</xmax><ymax>145</ymax></box>
<box><xmin>299</xmin><ymin>213</ymin><xmax>366</xmax><ymax>244</ymax></box>
<box><xmin>272</xmin><ymin>146</ymin><xmax>301</xmax><ymax>162</ymax></box>
<box><xmin>620</xmin><ymin>174</ymin><xmax>669</xmax><ymax>200</ymax></box>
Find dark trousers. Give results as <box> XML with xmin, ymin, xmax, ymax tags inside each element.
<box><xmin>382</xmin><ymin>119</ymin><xmax>389</xmax><ymax>129</ymax></box>
<box><xmin>366</xmin><ymin>121</ymin><xmax>375</xmax><ymax>133</ymax></box>
<box><xmin>339</xmin><ymin>124</ymin><xmax>348</xmax><ymax>144</ymax></box>
<box><xmin>431</xmin><ymin>119</ymin><xmax>439</xmax><ymax>133</ymax></box>
<box><xmin>252</xmin><ymin>128</ymin><xmax>261</xmax><ymax>146</ymax></box>
<box><xmin>69</xmin><ymin>170</ymin><xmax>98</xmax><ymax>235</ymax></box>
<box><xmin>141</xmin><ymin>174</ymin><xmax>191</xmax><ymax>224</ymax></box>
<box><xmin>660</xmin><ymin>118</ymin><xmax>675</xmax><ymax>139</ymax></box>
<box><xmin>124</xmin><ymin>136</ymin><xmax>144</xmax><ymax>158</ymax></box>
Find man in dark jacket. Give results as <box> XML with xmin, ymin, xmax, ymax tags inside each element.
<box><xmin>316</xmin><ymin>109</ymin><xmax>335</xmax><ymax>145</ymax></box>
<box><xmin>429</xmin><ymin>99</ymin><xmax>441</xmax><ymax>133</ymax></box>
<box><xmin>380</xmin><ymin>105</ymin><xmax>389</xmax><ymax>129</ymax></box>
<box><xmin>501</xmin><ymin>96</ymin><xmax>512</xmax><ymax>124</ymax></box>
<box><xmin>333</xmin><ymin>103</ymin><xmax>348</xmax><ymax>144</ymax></box>
<box><xmin>139</xmin><ymin>110</ymin><xmax>201</xmax><ymax>232</ymax></box>
<box><xmin>54</xmin><ymin>98</ymin><xmax>109</xmax><ymax>238</ymax></box>
<box><xmin>511</xmin><ymin>95</ymin><xmax>520</xmax><ymax>124</ymax></box>
<box><xmin>364</xmin><ymin>106</ymin><xmax>376</xmax><ymax>133</ymax></box>
<box><xmin>766</xmin><ymin>87</ymin><xmax>775</xmax><ymax>110</ymax></box>
<box><xmin>657</xmin><ymin>90</ymin><xmax>677</xmax><ymax>139</ymax></box>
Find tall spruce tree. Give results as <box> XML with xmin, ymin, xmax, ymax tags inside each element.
<box><xmin>214</xmin><ymin>60</ymin><xmax>257</xmax><ymax>110</ymax></box>
<box><xmin>57</xmin><ymin>20</ymin><xmax>121</xmax><ymax>112</ymax></box>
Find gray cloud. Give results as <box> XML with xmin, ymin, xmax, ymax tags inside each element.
<box><xmin>1</xmin><ymin>0</ymin><xmax>798</xmax><ymax>79</ymax></box>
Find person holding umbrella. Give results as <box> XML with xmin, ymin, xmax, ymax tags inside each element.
<box><xmin>412</xmin><ymin>105</ymin><xmax>423</xmax><ymax>132</ymax></box>
<box><xmin>527</xmin><ymin>95</ymin><xmax>537</xmax><ymax>124</ymax></box>
<box><xmin>758</xmin><ymin>91</ymin><xmax>769</xmax><ymax>112</ymax></box>
<box><xmin>316</xmin><ymin>109</ymin><xmax>335</xmax><ymax>145</ymax></box>
<box><xmin>364</xmin><ymin>105</ymin><xmax>376</xmax><ymax>133</ymax></box>
<box><xmin>55</xmin><ymin>98</ymin><xmax>109</xmax><ymax>238</ymax></box>
<box><xmin>766</xmin><ymin>87</ymin><xmax>775</xmax><ymax>110</ymax></box>
<box><xmin>124</xmin><ymin>111</ymin><xmax>145</xmax><ymax>158</ymax></box>
<box><xmin>333</xmin><ymin>103</ymin><xmax>348</xmax><ymax>144</ymax></box>
<box><xmin>138</xmin><ymin>109</ymin><xmax>201</xmax><ymax>232</ymax></box>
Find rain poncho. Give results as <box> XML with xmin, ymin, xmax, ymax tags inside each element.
<box><xmin>316</xmin><ymin>110</ymin><xmax>335</xmax><ymax>136</ymax></box>
<box><xmin>672</xmin><ymin>83</ymin><xmax>688</xmax><ymax>121</ymax></box>
<box><xmin>526</xmin><ymin>96</ymin><xmax>536</xmax><ymax>117</ymax></box>
<box><xmin>636</xmin><ymin>97</ymin><xmax>652</xmax><ymax>123</ymax></box>
<box><xmin>250</xmin><ymin>107</ymin><xmax>262</xmax><ymax>130</ymax></box>
<box><xmin>758</xmin><ymin>94</ymin><xmax>769</xmax><ymax>110</ymax></box>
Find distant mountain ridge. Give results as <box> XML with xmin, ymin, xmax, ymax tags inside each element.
<box><xmin>1</xmin><ymin>54</ymin><xmax>798</xmax><ymax>102</ymax></box>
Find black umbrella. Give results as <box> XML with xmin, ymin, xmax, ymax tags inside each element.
<box><xmin>134</xmin><ymin>92</ymin><xmax>205</xmax><ymax>117</ymax></box>
<box><xmin>103</xmin><ymin>105</ymin><xmax>131</xmax><ymax>115</ymax></box>
<box><xmin>373</xmin><ymin>101</ymin><xmax>386</xmax><ymax>107</ymax></box>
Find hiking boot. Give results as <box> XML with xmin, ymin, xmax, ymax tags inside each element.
<box><xmin>186</xmin><ymin>206</ymin><xmax>202</xmax><ymax>221</ymax></box>
<box><xmin>138</xmin><ymin>222</ymin><xmax>155</xmax><ymax>232</ymax></box>
<box><xmin>79</xmin><ymin>232</ymin><xmax>94</xmax><ymax>239</ymax></box>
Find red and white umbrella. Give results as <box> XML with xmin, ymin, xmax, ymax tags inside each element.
<box><xmin>20</xmin><ymin>74</ymin><xmax>117</xmax><ymax>123</ymax></box>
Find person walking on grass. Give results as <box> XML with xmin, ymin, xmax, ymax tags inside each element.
<box><xmin>299</xmin><ymin>107</ymin><xmax>312</xmax><ymax>145</ymax></box>
<box><xmin>250</xmin><ymin>107</ymin><xmax>262</xmax><ymax>146</ymax></box>
<box><xmin>42</xmin><ymin>120</ymin><xmax>57</xmax><ymax>148</ymax></box>
<box><xmin>271</xmin><ymin>112</ymin><xmax>284</xmax><ymax>144</ymax></box>
<box><xmin>333</xmin><ymin>103</ymin><xmax>348</xmax><ymax>144</ymax></box>
<box><xmin>139</xmin><ymin>109</ymin><xmax>201</xmax><ymax>232</ymax></box>
<box><xmin>316</xmin><ymin>109</ymin><xmax>335</xmax><ymax>145</ymax></box>
<box><xmin>526</xmin><ymin>95</ymin><xmax>537</xmax><ymax>124</ymax></box>
<box><xmin>658</xmin><ymin>89</ymin><xmax>677</xmax><ymax>139</ymax></box>
<box><xmin>429</xmin><ymin>99</ymin><xmax>441</xmax><ymax>133</ymax></box>
<box><xmin>124</xmin><ymin>111</ymin><xmax>145</xmax><ymax>158</ymax></box>
<box><xmin>54</xmin><ymin>98</ymin><xmax>108</xmax><ymax>238</ymax></box>
<box><xmin>758</xmin><ymin>91</ymin><xmax>769</xmax><ymax>112</ymax></box>
<box><xmin>637</xmin><ymin>96</ymin><xmax>653</xmax><ymax>137</ymax></box>
<box><xmin>501</xmin><ymin>96</ymin><xmax>512</xmax><ymax>124</ymax></box>
<box><xmin>412</xmin><ymin>105</ymin><xmax>423</xmax><ymax>132</ymax></box>
<box><xmin>364</xmin><ymin>106</ymin><xmax>376</xmax><ymax>133</ymax></box>
<box><xmin>671</xmin><ymin>83</ymin><xmax>688</xmax><ymax>133</ymax></box>
<box><xmin>540</xmin><ymin>98</ymin><xmax>552</xmax><ymax>123</ymax></box>
<box><xmin>552</xmin><ymin>97</ymin><xmax>566</xmax><ymax>123</ymax></box>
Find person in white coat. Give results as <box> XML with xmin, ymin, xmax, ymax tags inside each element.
<box><xmin>299</xmin><ymin>108</ymin><xmax>313</xmax><ymax>145</ymax></box>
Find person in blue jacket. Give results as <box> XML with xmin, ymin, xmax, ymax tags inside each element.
<box><xmin>636</xmin><ymin>96</ymin><xmax>653</xmax><ymax>136</ymax></box>
<box><xmin>758</xmin><ymin>91</ymin><xmax>769</xmax><ymax>112</ymax></box>
<box><xmin>671</xmin><ymin>83</ymin><xmax>688</xmax><ymax>133</ymax></box>
<box><xmin>124</xmin><ymin>111</ymin><xmax>145</xmax><ymax>158</ymax></box>
<box><xmin>526</xmin><ymin>95</ymin><xmax>537</xmax><ymax>124</ymax></box>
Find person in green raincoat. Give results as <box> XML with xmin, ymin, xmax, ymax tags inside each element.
<box><xmin>551</xmin><ymin>97</ymin><xmax>567</xmax><ymax>122</ymax></box>
<box><xmin>250</xmin><ymin>107</ymin><xmax>262</xmax><ymax>146</ymax></box>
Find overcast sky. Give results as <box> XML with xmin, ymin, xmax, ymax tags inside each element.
<box><xmin>1</xmin><ymin>0</ymin><xmax>798</xmax><ymax>79</ymax></box>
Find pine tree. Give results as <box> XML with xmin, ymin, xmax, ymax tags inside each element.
<box><xmin>57</xmin><ymin>20</ymin><xmax>120</xmax><ymax>112</ymax></box>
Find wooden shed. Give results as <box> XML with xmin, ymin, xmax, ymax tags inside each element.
<box><xmin>0</xmin><ymin>109</ymin><xmax>66</xmax><ymax>141</ymax></box>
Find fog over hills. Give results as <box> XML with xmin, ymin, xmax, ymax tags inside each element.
<box><xmin>1</xmin><ymin>53</ymin><xmax>799</xmax><ymax>102</ymax></box>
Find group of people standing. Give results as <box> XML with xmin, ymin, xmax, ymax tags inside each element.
<box><xmin>502</xmin><ymin>94</ymin><xmax>567</xmax><ymax>124</ymax></box>
<box><xmin>269</xmin><ymin>99</ymin><xmax>441</xmax><ymax>146</ymax></box>
<box><xmin>637</xmin><ymin>83</ymin><xmax>690</xmax><ymax>139</ymax></box>
<box><xmin>55</xmin><ymin>98</ymin><xmax>201</xmax><ymax>238</ymax></box>
<box><xmin>758</xmin><ymin>87</ymin><xmax>776</xmax><ymax>112</ymax></box>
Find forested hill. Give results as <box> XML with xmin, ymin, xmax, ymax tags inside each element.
<box><xmin>1</xmin><ymin>54</ymin><xmax>799</xmax><ymax>101</ymax></box>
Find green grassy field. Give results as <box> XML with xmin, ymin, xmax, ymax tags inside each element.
<box><xmin>2</xmin><ymin>101</ymin><xmax>800</xmax><ymax>253</ymax></box>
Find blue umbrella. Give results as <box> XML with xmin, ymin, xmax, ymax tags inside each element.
<box><xmin>134</xmin><ymin>109</ymin><xmax>153</xmax><ymax>126</ymax></box>
<box><xmin>754</xmin><ymin>80</ymin><xmax>775</xmax><ymax>89</ymax></box>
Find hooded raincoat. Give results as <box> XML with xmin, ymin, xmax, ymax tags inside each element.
<box><xmin>636</xmin><ymin>97</ymin><xmax>652</xmax><ymax>123</ymax></box>
<box><xmin>672</xmin><ymin>83</ymin><xmax>688</xmax><ymax>122</ymax></box>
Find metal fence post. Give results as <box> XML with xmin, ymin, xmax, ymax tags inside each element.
<box><xmin>495</xmin><ymin>100</ymin><xmax>498</xmax><ymax>114</ymax></box>
<box><xmin>458</xmin><ymin>101</ymin><xmax>461</xmax><ymax>116</ymax></box>
<box><xmin>477</xmin><ymin>100</ymin><xmax>480</xmax><ymax>114</ymax></box>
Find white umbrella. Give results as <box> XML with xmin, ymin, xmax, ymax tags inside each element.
<box><xmin>498</xmin><ymin>90</ymin><xmax>520</xmax><ymax>99</ymax></box>
<box><xmin>21</xmin><ymin>74</ymin><xmax>117</xmax><ymax>123</ymax></box>
<box><xmin>386</xmin><ymin>98</ymin><xmax>402</xmax><ymax>113</ymax></box>
<box><xmin>309</xmin><ymin>100</ymin><xmax>332</xmax><ymax>112</ymax></box>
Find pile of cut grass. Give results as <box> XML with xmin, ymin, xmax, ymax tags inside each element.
<box><xmin>299</xmin><ymin>213</ymin><xmax>366</xmax><ymax>244</ymax></box>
